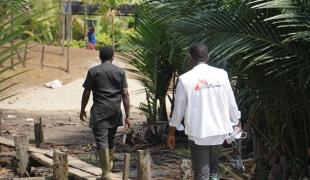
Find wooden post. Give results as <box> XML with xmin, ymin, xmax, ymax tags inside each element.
<box><xmin>34</xmin><ymin>118</ymin><xmax>44</xmax><ymax>148</ymax></box>
<box><xmin>15</xmin><ymin>48</ymin><xmax>22</xmax><ymax>62</ymax></box>
<box><xmin>41</xmin><ymin>45</ymin><xmax>45</xmax><ymax>69</ymax></box>
<box><xmin>83</xmin><ymin>0</ymin><xmax>88</xmax><ymax>36</ymax></box>
<box><xmin>180</xmin><ymin>159</ymin><xmax>191</xmax><ymax>180</ymax></box>
<box><xmin>10</xmin><ymin>11</ymin><xmax>14</xmax><ymax>70</ymax></box>
<box><xmin>137</xmin><ymin>150</ymin><xmax>151</xmax><ymax>180</ymax></box>
<box><xmin>0</xmin><ymin>112</ymin><xmax>2</xmax><ymax>152</ymax></box>
<box><xmin>53</xmin><ymin>149</ymin><xmax>68</xmax><ymax>180</ymax></box>
<box><xmin>84</xmin><ymin>0</ymin><xmax>88</xmax><ymax>47</ymax></box>
<box><xmin>66</xmin><ymin>0</ymin><xmax>72</xmax><ymax>73</ymax></box>
<box><xmin>60</xmin><ymin>0</ymin><xmax>65</xmax><ymax>55</ymax></box>
<box><xmin>123</xmin><ymin>153</ymin><xmax>130</xmax><ymax>180</ymax></box>
<box><xmin>22</xmin><ymin>42</ymin><xmax>28</xmax><ymax>67</ymax></box>
<box><xmin>14</xmin><ymin>135</ymin><xmax>30</xmax><ymax>176</ymax></box>
<box><xmin>111</xmin><ymin>10</ymin><xmax>115</xmax><ymax>50</ymax></box>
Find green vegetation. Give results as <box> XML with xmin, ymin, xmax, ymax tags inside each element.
<box><xmin>129</xmin><ymin>0</ymin><xmax>310</xmax><ymax>178</ymax></box>
<box><xmin>0</xmin><ymin>0</ymin><xmax>54</xmax><ymax>101</ymax></box>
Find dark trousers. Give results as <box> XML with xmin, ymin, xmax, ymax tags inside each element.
<box><xmin>189</xmin><ymin>140</ymin><xmax>222</xmax><ymax>180</ymax></box>
<box><xmin>92</xmin><ymin>128</ymin><xmax>117</xmax><ymax>150</ymax></box>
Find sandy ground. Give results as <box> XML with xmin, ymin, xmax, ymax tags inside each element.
<box><xmin>0</xmin><ymin>45</ymin><xmax>195</xmax><ymax>180</ymax></box>
<box><xmin>0</xmin><ymin>44</ymin><xmax>146</xmax><ymax>144</ymax></box>
<box><xmin>0</xmin><ymin>44</ymin><xmax>145</xmax><ymax>112</ymax></box>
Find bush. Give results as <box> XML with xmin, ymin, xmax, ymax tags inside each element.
<box><xmin>71</xmin><ymin>39</ymin><xmax>86</xmax><ymax>48</ymax></box>
<box><xmin>96</xmin><ymin>33</ymin><xmax>112</xmax><ymax>50</ymax></box>
<box><xmin>115</xmin><ymin>29</ymin><xmax>135</xmax><ymax>52</ymax></box>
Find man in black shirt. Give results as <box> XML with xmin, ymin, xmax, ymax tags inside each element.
<box><xmin>80</xmin><ymin>47</ymin><xmax>131</xmax><ymax>180</ymax></box>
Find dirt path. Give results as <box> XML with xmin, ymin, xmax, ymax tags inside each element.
<box><xmin>0</xmin><ymin>44</ymin><xmax>146</xmax><ymax>144</ymax></box>
<box><xmin>0</xmin><ymin>45</ymin><xmax>190</xmax><ymax>180</ymax></box>
<box><xmin>0</xmin><ymin>44</ymin><xmax>145</xmax><ymax>112</ymax></box>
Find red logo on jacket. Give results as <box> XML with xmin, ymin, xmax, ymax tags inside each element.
<box><xmin>195</xmin><ymin>79</ymin><xmax>208</xmax><ymax>92</ymax></box>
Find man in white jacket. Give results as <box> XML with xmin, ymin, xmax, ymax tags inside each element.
<box><xmin>167</xmin><ymin>43</ymin><xmax>241</xmax><ymax>180</ymax></box>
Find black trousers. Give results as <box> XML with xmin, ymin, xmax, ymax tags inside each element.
<box><xmin>92</xmin><ymin>128</ymin><xmax>117</xmax><ymax>150</ymax></box>
<box><xmin>189</xmin><ymin>140</ymin><xmax>222</xmax><ymax>180</ymax></box>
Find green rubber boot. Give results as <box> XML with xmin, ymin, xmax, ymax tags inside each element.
<box><xmin>209</xmin><ymin>173</ymin><xmax>219</xmax><ymax>180</ymax></box>
<box><xmin>109</xmin><ymin>148</ymin><xmax>121</xmax><ymax>172</ymax></box>
<box><xmin>109</xmin><ymin>148</ymin><xmax>115</xmax><ymax>171</ymax></box>
<box><xmin>98</xmin><ymin>148</ymin><xmax>111</xmax><ymax>180</ymax></box>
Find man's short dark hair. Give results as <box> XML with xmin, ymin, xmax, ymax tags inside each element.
<box><xmin>99</xmin><ymin>47</ymin><xmax>114</xmax><ymax>62</ymax></box>
<box><xmin>189</xmin><ymin>43</ymin><xmax>208</xmax><ymax>62</ymax></box>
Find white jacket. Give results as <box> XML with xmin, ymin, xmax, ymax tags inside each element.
<box><xmin>169</xmin><ymin>64</ymin><xmax>240</xmax><ymax>139</ymax></box>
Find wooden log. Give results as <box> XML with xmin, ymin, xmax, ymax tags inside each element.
<box><xmin>14</xmin><ymin>135</ymin><xmax>30</xmax><ymax>176</ymax></box>
<box><xmin>180</xmin><ymin>159</ymin><xmax>191</xmax><ymax>180</ymax></box>
<box><xmin>41</xmin><ymin>45</ymin><xmax>45</xmax><ymax>69</ymax></box>
<box><xmin>137</xmin><ymin>149</ymin><xmax>151</xmax><ymax>180</ymax></box>
<box><xmin>123</xmin><ymin>153</ymin><xmax>130</xmax><ymax>180</ymax></box>
<box><xmin>53</xmin><ymin>149</ymin><xmax>68</xmax><ymax>180</ymax></box>
<box><xmin>34</xmin><ymin>118</ymin><xmax>44</xmax><ymax>148</ymax></box>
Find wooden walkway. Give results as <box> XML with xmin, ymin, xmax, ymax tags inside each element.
<box><xmin>0</xmin><ymin>136</ymin><xmax>123</xmax><ymax>180</ymax></box>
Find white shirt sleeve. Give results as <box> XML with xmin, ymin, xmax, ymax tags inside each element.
<box><xmin>169</xmin><ymin>80</ymin><xmax>187</xmax><ymax>129</ymax></box>
<box><xmin>224</xmin><ymin>72</ymin><xmax>241</xmax><ymax>124</ymax></box>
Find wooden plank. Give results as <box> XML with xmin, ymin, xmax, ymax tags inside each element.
<box><xmin>13</xmin><ymin>177</ymin><xmax>52</xmax><ymax>180</ymax></box>
<box><xmin>31</xmin><ymin>152</ymin><xmax>53</xmax><ymax>166</ymax></box>
<box><xmin>53</xmin><ymin>149</ymin><xmax>68</xmax><ymax>180</ymax></box>
<box><xmin>14</xmin><ymin>135</ymin><xmax>30</xmax><ymax>176</ymax></box>
<box><xmin>0</xmin><ymin>152</ymin><xmax>16</xmax><ymax>157</ymax></box>
<box><xmin>31</xmin><ymin>152</ymin><xmax>97</xmax><ymax>179</ymax></box>
<box><xmin>0</xmin><ymin>137</ymin><xmax>122</xmax><ymax>179</ymax></box>
<box><xmin>0</xmin><ymin>136</ymin><xmax>15</xmax><ymax>146</ymax></box>
<box><xmin>67</xmin><ymin>156</ymin><xmax>101</xmax><ymax>175</ymax></box>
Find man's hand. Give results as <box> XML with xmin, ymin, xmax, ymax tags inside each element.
<box><xmin>124</xmin><ymin>118</ymin><xmax>131</xmax><ymax>128</ymax></box>
<box><xmin>233</xmin><ymin>121</ymin><xmax>242</xmax><ymax>129</ymax></box>
<box><xmin>80</xmin><ymin>110</ymin><xmax>87</xmax><ymax>121</ymax></box>
<box><xmin>167</xmin><ymin>127</ymin><xmax>176</xmax><ymax>149</ymax></box>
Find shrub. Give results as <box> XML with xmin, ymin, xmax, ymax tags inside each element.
<box><xmin>96</xmin><ymin>33</ymin><xmax>112</xmax><ymax>49</ymax></box>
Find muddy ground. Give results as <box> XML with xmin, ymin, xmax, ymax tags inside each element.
<box><xmin>0</xmin><ymin>45</ymin><xmax>188</xmax><ymax>179</ymax></box>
